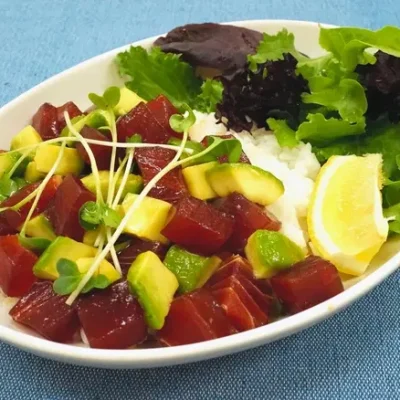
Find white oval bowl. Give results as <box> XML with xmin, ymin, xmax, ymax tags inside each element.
<box><xmin>0</xmin><ymin>19</ymin><xmax>399</xmax><ymax>369</ymax></box>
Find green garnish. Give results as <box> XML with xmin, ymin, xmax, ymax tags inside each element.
<box><xmin>265</xmin><ymin>119</ymin><xmax>299</xmax><ymax>148</ymax></box>
<box><xmin>88</xmin><ymin>86</ymin><xmax>121</xmax><ymax>110</ymax></box>
<box><xmin>167</xmin><ymin>138</ymin><xmax>205</xmax><ymax>160</ymax></box>
<box><xmin>79</xmin><ymin>201</ymin><xmax>122</xmax><ymax>230</ymax></box>
<box><xmin>248</xmin><ymin>28</ymin><xmax>306</xmax><ymax>71</ymax></box>
<box><xmin>53</xmin><ymin>258</ymin><xmax>111</xmax><ymax>296</ymax></box>
<box><xmin>126</xmin><ymin>133</ymin><xmax>142</xmax><ymax>143</ymax></box>
<box><xmin>194</xmin><ymin>79</ymin><xmax>224</xmax><ymax>113</ymax></box>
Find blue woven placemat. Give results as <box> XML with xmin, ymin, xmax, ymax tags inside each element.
<box><xmin>1</xmin><ymin>1</ymin><xmax>399</xmax><ymax>399</ymax></box>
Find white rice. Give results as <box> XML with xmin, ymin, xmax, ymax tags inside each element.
<box><xmin>189</xmin><ymin>113</ymin><xmax>321</xmax><ymax>250</ymax></box>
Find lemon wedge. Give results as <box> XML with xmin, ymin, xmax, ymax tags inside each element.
<box><xmin>308</xmin><ymin>154</ymin><xmax>388</xmax><ymax>276</ymax></box>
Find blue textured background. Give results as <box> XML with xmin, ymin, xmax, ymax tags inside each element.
<box><xmin>1</xmin><ymin>0</ymin><xmax>400</xmax><ymax>399</ymax></box>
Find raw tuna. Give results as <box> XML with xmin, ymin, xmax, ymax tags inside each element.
<box><xmin>1</xmin><ymin>176</ymin><xmax>62</xmax><ymax>230</ymax></box>
<box><xmin>75</xmin><ymin>126</ymin><xmax>112</xmax><ymax>170</ymax></box>
<box><xmin>216</xmin><ymin>193</ymin><xmax>281</xmax><ymax>252</ymax></box>
<box><xmin>77</xmin><ymin>282</ymin><xmax>147</xmax><ymax>349</ymax></box>
<box><xmin>0</xmin><ymin>214</ymin><xmax>16</xmax><ymax>236</ymax></box>
<box><xmin>212</xmin><ymin>287</ymin><xmax>258</xmax><ymax>332</ymax></box>
<box><xmin>208</xmin><ymin>255</ymin><xmax>274</xmax><ymax>316</ymax></box>
<box><xmin>135</xmin><ymin>147</ymin><xmax>188</xmax><ymax>204</ymax></box>
<box><xmin>212</xmin><ymin>275</ymin><xmax>272</xmax><ymax>315</ymax></box>
<box><xmin>188</xmin><ymin>289</ymin><xmax>236</xmax><ymax>337</ymax></box>
<box><xmin>270</xmin><ymin>256</ymin><xmax>344</xmax><ymax>314</ymax></box>
<box><xmin>117</xmin><ymin>102</ymin><xmax>171</xmax><ymax>144</ymax></box>
<box><xmin>0</xmin><ymin>235</ymin><xmax>38</xmax><ymax>297</ymax></box>
<box><xmin>57</xmin><ymin>102</ymin><xmax>83</xmax><ymax>130</ymax></box>
<box><xmin>212</xmin><ymin>276</ymin><xmax>268</xmax><ymax>331</ymax></box>
<box><xmin>146</xmin><ymin>95</ymin><xmax>180</xmax><ymax>138</ymax></box>
<box><xmin>118</xmin><ymin>237</ymin><xmax>169</xmax><ymax>276</ymax></box>
<box><xmin>32</xmin><ymin>103</ymin><xmax>59</xmax><ymax>140</ymax></box>
<box><xmin>161</xmin><ymin>196</ymin><xmax>234</xmax><ymax>255</ymax></box>
<box><xmin>9</xmin><ymin>281</ymin><xmax>80</xmax><ymax>343</ymax></box>
<box><xmin>50</xmin><ymin>175</ymin><xmax>95</xmax><ymax>241</ymax></box>
<box><xmin>158</xmin><ymin>289</ymin><xmax>235</xmax><ymax>346</ymax></box>
<box><xmin>158</xmin><ymin>296</ymin><xmax>214</xmax><ymax>346</ymax></box>
<box><xmin>207</xmin><ymin>255</ymin><xmax>254</xmax><ymax>286</ymax></box>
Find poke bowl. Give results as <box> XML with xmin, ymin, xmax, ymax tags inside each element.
<box><xmin>0</xmin><ymin>19</ymin><xmax>399</xmax><ymax>368</ymax></box>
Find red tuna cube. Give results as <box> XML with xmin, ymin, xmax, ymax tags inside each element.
<box><xmin>207</xmin><ymin>254</ymin><xmax>254</xmax><ymax>286</ymax></box>
<box><xmin>212</xmin><ymin>276</ymin><xmax>268</xmax><ymax>331</ymax></box>
<box><xmin>56</xmin><ymin>101</ymin><xmax>83</xmax><ymax>131</ymax></box>
<box><xmin>9</xmin><ymin>281</ymin><xmax>80</xmax><ymax>343</ymax></box>
<box><xmin>146</xmin><ymin>95</ymin><xmax>180</xmax><ymax>138</ymax></box>
<box><xmin>187</xmin><ymin>289</ymin><xmax>236</xmax><ymax>338</ymax></box>
<box><xmin>50</xmin><ymin>175</ymin><xmax>95</xmax><ymax>241</ymax></box>
<box><xmin>116</xmin><ymin>102</ymin><xmax>171</xmax><ymax>144</ymax></box>
<box><xmin>216</xmin><ymin>193</ymin><xmax>281</xmax><ymax>252</ymax></box>
<box><xmin>77</xmin><ymin>281</ymin><xmax>147</xmax><ymax>349</ymax></box>
<box><xmin>212</xmin><ymin>287</ymin><xmax>259</xmax><ymax>332</ymax></box>
<box><xmin>75</xmin><ymin>126</ymin><xmax>112</xmax><ymax>170</ymax></box>
<box><xmin>158</xmin><ymin>289</ymin><xmax>235</xmax><ymax>346</ymax></box>
<box><xmin>208</xmin><ymin>255</ymin><xmax>275</xmax><ymax>316</ymax></box>
<box><xmin>158</xmin><ymin>296</ymin><xmax>214</xmax><ymax>346</ymax></box>
<box><xmin>212</xmin><ymin>274</ymin><xmax>272</xmax><ymax>315</ymax></box>
<box><xmin>0</xmin><ymin>235</ymin><xmax>38</xmax><ymax>297</ymax></box>
<box><xmin>135</xmin><ymin>147</ymin><xmax>188</xmax><ymax>204</ymax></box>
<box><xmin>270</xmin><ymin>256</ymin><xmax>344</xmax><ymax>314</ymax></box>
<box><xmin>1</xmin><ymin>176</ymin><xmax>62</xmax><ymax>230</ymax></box>
<box><xmin>161</xmin><ymin>196</ymin><xmax>234</xmax><ymax>255</ymax></box>
<box><xmin>118</xmin><ymin>237</ymin><xmax>169</xmax><ymax>276</ymax></box>
<box><xmin>32</xmin><ymin>103</ymin><xmax>60</xmax><ymax>140</ymax></box>
<box><xmin>0</xmin><ymin>214</ymin><xmax>16</xmax><ymax>236</ymax></box>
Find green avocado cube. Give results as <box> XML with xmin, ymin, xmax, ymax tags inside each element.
<box><xmin>24</xmin><ymin>161</ymin><xmax>46</xmax><ymax>183</ymax></box>
<box><xmin>127</xmin><ymin>251</ymin><xmax>178</xmax><ymax>330</ymax></box>
<box><xmin>34</xmin><ymin>144</ymin><xmax>84</xmax><ymax>176</ymax></box>
<box><xmin>81</xmin><ymin>171</ymin><xmax>143</xmax><ymax>201</ymax></box>
<box><xmin>121</xmin><ymin>193</ymin><xmax>171</xmax><ymax>243</ymax></box>
<box><xmin>33</xmin><ymin>236</ymin><xmax>97</xmax><ymax>280</ymax></box>
<box><xmin>164</xmin><ymin>245</ymin><xmax>221</xmax><ymax>293</ymax></box>
<box><xmin>10</xmin><ymin>125</ymin><xmax>43</xmax><ymax>158</ymax></box>
<box><xmin>24</xmin><ymin>214</ymin><xmax>56</xmax><ymax>241</ymax></box>
<box><xmin>114</xmin><ymin>87</ymin><xmax>145</xmax><ymax>116</ymax></box>
<box><xmin>206</xmin><ymin>163</ymin><xmax>284</xmax><ymax>206</ymax></box>
<box><xmin>182</xmin><ymin>161</ymin><xmax>218</xmax><ymax>200</ymax></box>
<box><xmin>245</xmin><ymin>230</ymin><xmax>305</xmax><ymax>278</ymax></box>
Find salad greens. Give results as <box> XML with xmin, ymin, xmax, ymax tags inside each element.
<box><xmin>116</xmin><ymin>46</ymin><xmax>223</xmax><ymax>112</ymax></box>
<box><xmin>247</xmin><ymin>29</ymin><xmax>305</xmax><ymax>71</ymax></box>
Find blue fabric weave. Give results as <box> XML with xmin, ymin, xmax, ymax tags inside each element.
<box><xmin>0</xmin><ymin>0</ymin><xmax>399</xmax><ymax>398</ymax></box>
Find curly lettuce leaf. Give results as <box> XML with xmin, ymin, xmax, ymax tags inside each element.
<box><xmin>248</xmin><ymin>29</ymin><xmax>305</xmax><ymax>70</ymax></box>
<box><xmin>296</xmin><ymin>113</ymin><xmax>366</xmax><ymax>145</ymax></box>
<box><xmin>267</xmin><ymin>118</ymin><xmax>299</xmax><ymax>148</ymax></box>
<box><xmin>116</xmin><ymin>46</ymin><xmax>202</xmax><ymax>108</ymax></box>
<box><xmin>301</xmin><ymin>79</ymin><xmax>367</xmax><ymax>123</ymax></box>
<box><xmin>319</xmin><ymin>26</ymin><xmax>400</xmax><ymax>71</ymax></box>
<box><xmin>194</xmin><ymin>79</ymin><xmax>224</xmax><ymax>113</ymax></box>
